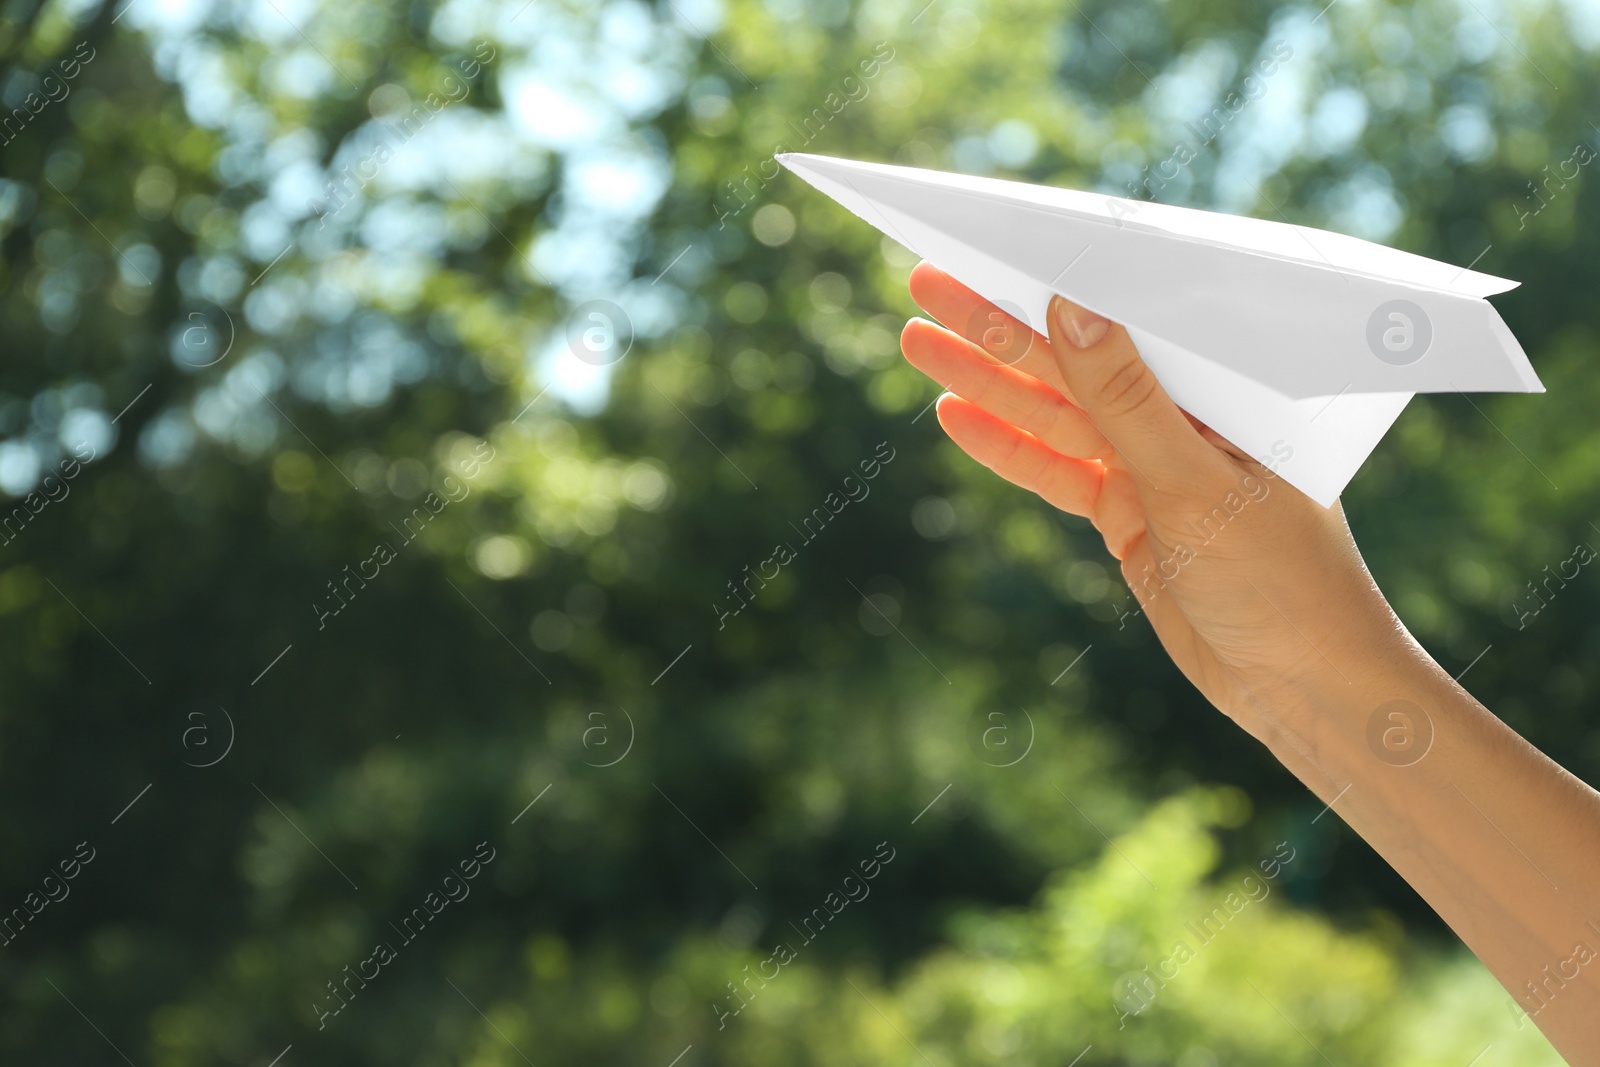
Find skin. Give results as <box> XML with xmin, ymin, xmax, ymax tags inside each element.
<box><xmin>900</xmin><ymin>261</ymin><xmax>1600</xmax><ymax>1062</ymax></box>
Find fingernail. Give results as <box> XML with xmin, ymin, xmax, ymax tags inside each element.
<box><xmin>1051</xmin><ymin>295</ymin><xmax>1109</xmax><ymax>349</ymax></box>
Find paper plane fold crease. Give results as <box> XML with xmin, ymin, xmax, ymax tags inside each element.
<box><xmin>778</xmin><ymin>151</ymin><xmax>1542</xmax><ymax>507</ymax></box>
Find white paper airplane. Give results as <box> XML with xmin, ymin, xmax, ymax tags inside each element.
<box><xmin>777</xmin><ymin>152</ymin><xmax>1542</xmax><ymax>507</ymax></box>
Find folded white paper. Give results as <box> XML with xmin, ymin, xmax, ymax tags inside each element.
<box><xmin>777</xmin><ymin>152</ymin><xmax>1543</xmax><ymax>506</ymax></box>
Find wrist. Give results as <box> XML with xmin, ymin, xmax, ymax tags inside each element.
<box><xmin>1228</xmin><ymin>603</ymin><xmax>1449</xmax><ymax>769</ymax></box>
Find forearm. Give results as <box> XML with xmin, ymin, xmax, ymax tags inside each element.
<box><xmin>1241</xmin><ymin>628</ymin><xmax>1600</xmax><ymax>1061</ymax></box>
<box><xmin>898</xmin><ymin>274</ymin><xmax>1600</xmax><ymax>1056</ymax></box>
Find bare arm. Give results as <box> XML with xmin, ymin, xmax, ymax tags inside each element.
<box><xmin>899</xmin><ymin>262</ymin><xmax>1600</xmax><ymax>1062</ymax></box>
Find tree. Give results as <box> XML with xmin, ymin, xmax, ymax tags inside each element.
<box><xmin>0</xmin><ymin>0</ymin><xmax>1591</xmax><ymax>1061</ymax></box>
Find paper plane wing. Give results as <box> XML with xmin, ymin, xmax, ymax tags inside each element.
<box><xmin>778</xmin><ymin>152</ymin><xmax>1543</xmax><ymax>507</ymax></box>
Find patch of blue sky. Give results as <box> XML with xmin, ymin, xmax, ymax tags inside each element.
<box><xmin>1208</xmin><ymin>9</ymin><xmax>1321</xmax><ymax>216</ymax></box>
<box><xmin>1557</xmin><ymin>0</ymin><xmax>1600</xmax><ymax>48</ymax></box>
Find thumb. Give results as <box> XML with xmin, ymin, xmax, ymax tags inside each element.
<box><xmin>1046</xmin><ymin>294</ymin><xmax>1215</xmax><ymax>493</ymax></box>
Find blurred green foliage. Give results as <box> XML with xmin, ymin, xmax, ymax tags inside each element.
<box><xmin>0</xmin><ymin>0</ymin><xmax>1594</xmax><ymax>1061</ymax></box>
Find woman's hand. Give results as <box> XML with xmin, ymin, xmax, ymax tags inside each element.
<box><xmin>901</xmin><ymin>261</ymin><xmax>1600</xmax><ymax>1062</ymax></box>
<box><xmin>900</xmin><ymin>262</ymin><xmax>1407</xmax><ymax>738</ymax></box>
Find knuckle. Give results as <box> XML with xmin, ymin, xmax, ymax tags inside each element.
<box><xmin>1095</xmin><ymin>355</ymin><xmax>1159</xmax><ymax>418</ymax></box>
<box><xmin>1017</xmin><ymin>388</ymin><xmax>1056</xmax><ymax>431</ymax></box>
<box><xmin>1013</xmin><ymin>445</ymin><xmax>1048</xmax><ymax>490</ymax></box>
<box><xmin>971</xmin><ymin>362</ymin><xmax>1001</xmax><ymax>406</ymax></box>
<box><xmin>997</xmin><ymin>428</ymin><xmax>1029</xmax><ymax>471</ymax></box>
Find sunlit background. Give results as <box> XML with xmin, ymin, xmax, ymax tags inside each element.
<box><xmin>0</xmin><ymin>0</ymin><xmax>1595</xmax><ymax>1061</ymax></box>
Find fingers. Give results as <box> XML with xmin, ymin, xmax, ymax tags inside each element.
<box><xmin>1184</xmin><ymin>412</ymin><xmax>1251</xmax><ymax>461</ymax></box>
<box><xmin>901</xmin><ymin>317</ymin><xmax>1112</xmax><ymax>461</ymax></box>
<box><xmin>907</xmin><ymin>263</ymin><xmax>1236</xmax><ymax>488</ymax></box>
<box><xmin>1092</xmin><ymin>461</ymin><xmax>1147</xmax><ymax>561</ymax></box>
<box><xmin>1117</xmin><ymin>534</ymin><xmax>1194</xmax><ymax>655</ymax></box>
<box><xmin>934</xmin><ymin>394</ymin><xmax>1149</xmax><ymax>558</ymax></box>
<box><xmin>1045</xmin><ymin>295</ymin><xmax>1220</xmax><ymax>493</ymax></box>
<box><xmin>907</xmin><ymin>261</ymin><xmax>1080</xmax><ymax>405</ymax></box>
<box><xmin>934</xmin><ymin>395</ymin><xmax>1103</xmax><ymax>518</ymax></box>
